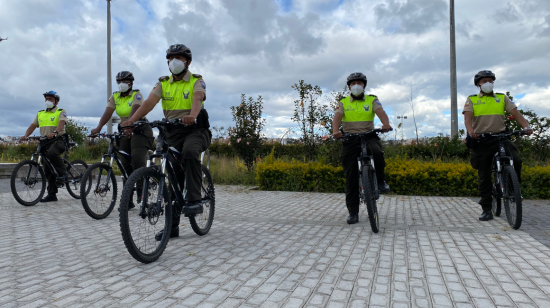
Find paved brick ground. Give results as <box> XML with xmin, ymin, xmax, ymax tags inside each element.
<box><xmin>2</xmin><ymin>185</ymin><xmax>550</xmax><ymax>307</ymax></box>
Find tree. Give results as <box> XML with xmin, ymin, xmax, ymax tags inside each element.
<box><xmin>65</xmin><ymin>117</ymin><xmax>88</xmax><ymax>145</ymax></box>
<box><xmin>408</xmin><ymin>83</ymin><xmax>420</xmax><ymax>144</ymax></box>
<box><xmin>291</xmin><ymin>80</ymin><xmax>329</xmax><ymax>160</ymax></box>
<box><xmin>228</xmin><ymin>95</ymin><xmax>266</xmax><ymax>170</ymax></box>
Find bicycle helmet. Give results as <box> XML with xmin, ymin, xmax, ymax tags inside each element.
<box><xmin>474</xmin><ymin>70</ymin><xmax>496</xmax><ymax>86</ymax></box>
<box><xmin>166</xmin><ymin>44</ymin><xmax>192</xmax><ymax>61</ymax></box>
<box><xmin>43</xmin><ymin>90</ymin><xmax>60</xmax><ymax>102</ymax></box>
<box><xmin>116</xmin><ymin>71</ymin><xmax>134</xmax><ymax>82</ymax></box>
<box><xmin>347</xmin><ymin>72</ymin><xmax>367</xmax><ymax>87</ymax></box>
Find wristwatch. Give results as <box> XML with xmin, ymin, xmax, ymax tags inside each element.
<box><xmin>53</xmin><ymin>130</ymin><xmax>59</xmax><ymax>135</ymax></box>
<box><xmin>524</xmin><ymin>126</ymin><xmax>532</xmax><ymax>130</ymax></box>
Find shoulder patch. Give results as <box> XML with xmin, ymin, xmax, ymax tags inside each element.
<box><xmin>199</xmin><ymin>80</ymin><xmax>206</xmax><ymax>90</ymax></box>
<box><xmin>192</xmin><ymin>74</ymin><xmax>203</xmax><ymax>78</ymax></box>
<box><xmin>135</xmin><ymin>93</ymin><xmax>143</xmax><ymax>100</ymax></box>
<box><xmin>158</xmin><ymin>76</ymin><xmax>170</xmax><ymax>81</ymax></box>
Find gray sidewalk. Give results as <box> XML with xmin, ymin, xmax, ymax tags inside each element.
<box><xmin>1</xmin><ymin>186</ymin><xmax>550</xmax><ymax>307</ymax></box>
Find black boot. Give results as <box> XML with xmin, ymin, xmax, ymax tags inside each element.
<box><xmin>155</xmin><ymin>226</ymin><xmax>179</xmax><ymax>241</ymax></box>
<box><xmin>40</xmin><ymin>194</ymin><xmax>58</xmax><ymax>203</ymax></box>
<box><xmin>479</xmin><ymin>211</ymin><xmax>494</xmax><ymax>221</ymax></box>
<box><xmin>378</xmin><ymin>181</ymin><xmax>390</xmax><ymax>193</ymax></box>
<box><xmin>182</xmin><ymin>201</ymin><xmax>203</xmax><ymax>214</ymax></box>
<box><xmin>347</xmin><ymin>213</ymin><xmax>359</xmax><ymax>224</ymax></box>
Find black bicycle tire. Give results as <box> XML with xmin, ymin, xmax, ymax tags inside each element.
<box><xmin>502</xmin><ymin>165</ymin><xmax>522</xmax><ymax>229</ymax></box>
<box><xmin>491</xmin><ymin>176</ymin><xmax>502</xmax><ymax>217</ymax></box>
<box><xmin>362</xmin><ymin>165</ymin><xmax>379</xmax><ymax>233</ymax></box>
<box><xmin>189</xmin><ymin>165</ymin><xmax>215</xmax><ymax>236</ymax></box>
<box><xmin>119</xmin><ymin>167</ymin><xmax>172</xmax><ymax>263</ymax></box>
<box><xmin>80</xmin><ymin>163</ymin><xmax>117</xmax><ymax>220</ymax></box>
<box><xmin>10</xmin><ymin>160</ymin><xmax>46</xmax><ymax>206</ymax></box>
<box><xmin>66</xmin><ymin>159</ymin><xmax>89</xmax><ymax>199</ymax></box>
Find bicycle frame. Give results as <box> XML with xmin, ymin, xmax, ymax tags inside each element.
<box><xmin>141</xmin><ymin>119</ymin><xmax>212</xmax><ymax>217</ymax></box>
<box><xmin>28</xmin><ymin>136</ymin><xmax>82</xmax><ymax>184</ymax></box>
<box><xmin>99</xmin><ymin>134</ymin><xmax>131</xmax><ymax>180</ymax></box>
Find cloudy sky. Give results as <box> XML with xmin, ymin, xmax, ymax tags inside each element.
<box><xmin>1</xmin><ymin>0</ymin><xmax>550</xmax><ymax>139</ymax></box>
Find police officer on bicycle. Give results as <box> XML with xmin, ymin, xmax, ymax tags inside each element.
<box><xmin>122</xmin><ymin>44</ymin><xmax>211</xmax><ymax>240</ymax></box>
<box><xmin>332</xmin><ymin>73</ymin><xmax>392</xmax><ymax>225</ymax></box>
<box><xmin>463</xmin><ymin>70</ymin><xmax>533</xmax><ymax>221</ymax></box>
<box><xmin>90</xmin><ymin>71</ymin><xmax>154</xmax><ymax>207</ymax></box>
<box><xmin>20</xmin><ymin>91</ymin><xmax>68</xmax><ymax>203</ymax></box>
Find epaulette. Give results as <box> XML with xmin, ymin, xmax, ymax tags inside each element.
<box><xmin>192</xmin><ymin>74</ymin><xmax>203</xmax><ymax>78</ymax></box>
<box><xmin>133</xmin><ymin>89</ymin><xmax>140</xmax><ymax>92</ymax></box>
<box><xmin>58</xmin><ymin>109</ymin><xmax>64</xmax><ymax>111</ymax></box>
<box><xmin>38</xmin><ymin>109</ymin><xmax>45</xmax><ymax>112</ymax></box>
<box><xmin>468</xmin><ymin>94</ymin><xmax>478</xmax><ymax>97</ymax></box>
<box><xmin>368</xmin><ymin>94</ymin><xmax>378</xmax><ymax>98</ymax></box>
<box><xmin>496</xmin><ymin>92</ymin><xmax>505</xmax><ymax>95</ymax></box>
<box><xmin>159</xmin><ymin>76</ymin><xmax>170</xmax><ymax>81</ymax></box>
<box><xmin>113</xmin><ymin>91</ymin><xmax>120</xmax><ymax>94</ymax></box>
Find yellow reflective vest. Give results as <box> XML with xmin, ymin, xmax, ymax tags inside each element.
<box><xmin>471</xmin><ymin>93</ymin><xmax>506</xmax><ymax>117</ymax></box>
<box><xmin>160</xmin><ymin>74</ymin><xmax>204</xmax><ymax>112</ymax></box>
<box><xmin>113</xmin><ymin>90</ymin><xmax>140</xmax><ymax>118</ymax></box>
<box><xmin>341</xmin><ymin>95</ymin><xmax>376</xmax><ymax>123</ymax></box>
<box><xmin>37</xmin><ymin>108</ymin><xmax>64</xmax><ymax>128</ymax></box>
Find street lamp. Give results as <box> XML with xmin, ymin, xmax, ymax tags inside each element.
<box><xmin>397</xmin><ymin>115</ymin><xmax>407</xmax><ymax>142</ymax></box>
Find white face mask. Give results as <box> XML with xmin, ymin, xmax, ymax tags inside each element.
<box><xmin>168</xmin><ymin>59</ymin><xmax>187</xmax><ymax>75</ymax></box>
<box><xmin>45</xmin><ymin>101</ymin><xmax>54</xmax><ymax>109</ymax></box>
<box><xmin>118</xmin><ymin>83</ymin><xmax>130</xmax><ymax>92</ymax></box>
<box><xmin>351</xmin><ymin>84</ymin><xmax>364</xmax><ymax>96</ymax></box>
<box><xmin>480</xmin><ymin>82</ymin><xmax>494</xmax><ymax>93</ymax></box>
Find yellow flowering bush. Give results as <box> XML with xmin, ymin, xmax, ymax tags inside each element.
<box><xmin>257</xmin><ymin>153</ymin><xmax>550</xmax><ymax>198</ymax></box>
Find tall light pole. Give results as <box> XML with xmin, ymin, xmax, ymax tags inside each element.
<box><xmin>397</xmin><ymin>115</ymin><xmax>407</xmax><ymax>142</ymax></box>
<box><xmin>106</xmin><ymin>0</ymin><xmax>113</xmax><ymax>134</ymax></box>
<box><xmin>450</xmin><ymin>0</ymin><xmax>458</xmax><ymax>137</ymax></box>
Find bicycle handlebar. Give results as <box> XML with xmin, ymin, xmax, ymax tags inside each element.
<box><xmin>338</xmin><ymin>127</ymin><xmax>393</xmax><ymax>139</ymax></box>
<box><xmin>478</xmin><ymin>130</ymin><xmax>525</xmax><ymax>139</ymax></box>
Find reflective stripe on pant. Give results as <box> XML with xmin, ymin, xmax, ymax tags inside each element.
<box><xmin>470</xmin><ymin>138</ymin><xmax>522</xmax><ymax>212</ymax></box>
<box><xmin>41</xmin><ymin>138</ymin><xmax>66</xmax><ymax>195</ymax></box>
<box><xmin>341</xmin><ymin>136</ymin><xmax>386</xmax><ymax>214</ymax></box>
<box><xmin>165</xmin><ymin>127</ymin><xmax>211</xmax><ymax>228</ymax></box>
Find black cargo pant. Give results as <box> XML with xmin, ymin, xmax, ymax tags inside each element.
<box><xmin>42</xmin><ymin>138</ymin><xmax>66</xmax><ymax>195</ymax></box>
<box><xmin>118</xmin><ymin>124</ymin><xmax>154</xmax><ymax>200</ymax></box>
<box><xmin>342</xmin><ymin>135</ymin><xmax>386</xmax><ymax>214</ymax></box>
<box><xmin>165</xmin><ymin>127</ymin><xmax>211</xmax><ymax>228</ymax></box>
<box><xmin>470</xmin><ymin>138</ymin><xmax>522</xmax><ymax>212</ymax></box>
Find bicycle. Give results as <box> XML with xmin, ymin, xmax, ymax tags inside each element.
<box><xmin>10</xmin><ymin>135</ymin><xmax>89</xmax><ymax>206</ymax></box>
<box><xmin>338</xmin><ymin>128</ymin><xmax>391</xmax><ymax>233</ymax></box>
<box><xmin>119</xmin><ymin>119</ymin><xmax>215</xmax><ymax>263</ymax></box>
<box><xmin>481</xmin><ymin>130</ymin><xmax>525</xmax><ymax>230</ymax></box>
<box><xmin>79</xmin><ymin>132</ymin><xmax>136</xmax><ymax>220</ymax></box>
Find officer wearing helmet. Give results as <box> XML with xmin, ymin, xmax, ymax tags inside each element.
<box><xmin>91</xmin><ymin>71</ymin><xmax>154</xmax><ymax>207</ymax></box>
<box><xmin>332</xmin><ymin>73</ymin><xmax>392</xmax><ymax>225</ymax></box>
<box><xmin>123</xmin><ymin>44</ymin><xmax>211</xmax><ymax>240</ymax></box>
<box><xmin>463</xmin><ymin>70</ymin><xmax>533</xmax><ymax>221</ymax></box>
<box><xmin>20</xmin><ymin>91</ymin><xmax>68</xmax><ymax>202</ymax></box>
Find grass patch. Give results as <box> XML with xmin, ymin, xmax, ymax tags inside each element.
<box><xmin>209</xmin><ymin>155</ymin><xmax>257</xmax><ymax>186</ymax></box>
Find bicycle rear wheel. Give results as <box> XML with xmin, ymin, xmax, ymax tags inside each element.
<box><xmin>502</xmin><ymin>165</ymin><xmax>522</xmax><ymax>229</ymax></box>
<box><xmin>491</xmin><ymin>173</ymin><xmax>502</xmax><ymax>217</ymax></box>
<box><xmin>66</xmin><ymin>160</ymin><xmax>89</xmax><ymax>199</ymax></box>
<box><xmin>119</xmin><ymin>167</ymin><xmax>172</xmax><ymax>263</ymax></box>
<box><xmin>189</xmin><ymin>165</ymin><xmax>215</xmax><ymax>236</ymax></box>
<box><xmin>361</xmin><ymin>165</ymin><xmax>379</xmax><ymax>233</ymax></box>
<box><xmin>80</xmin><ymin>163</ymin><xmax>117</xmax><ymax>220</ymax></box>
<box><xmin>10</xmin><ymin>160</ymin><xmax>46</xmax><ymax>206</ymax></box>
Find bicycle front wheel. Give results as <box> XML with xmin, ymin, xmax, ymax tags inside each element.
<box><xmin>80</xmin><ymin>163</ymin><xmax>117</xmax><ymax>220</ymax></box>
<box><xmin>189</xmin><ymin>165</ymin><xmax>215</xmax><ymax>236</ymax></box>
<box><xmin>10</xmin><ymin>160</ymin><xmax>46</xmax><ymax>206</ymax></box>
<box><xmin>119</xmin><ymin>167</ymin><xmax>172</xmax><ymax>263</ymax></box>
<box><xmin>502</xmin><ymin>165</ymin><xmax>522</xmax><ymax>229</ymax></box>
<box><xmin>66</xmin><ymin>159</ymin><xmax>89</xmax><ymax>199</ymax></box>
<box><xmin>361</xmin><ymin>165</ymin><xmax>379</xmax><ymax>233</ymax></box>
